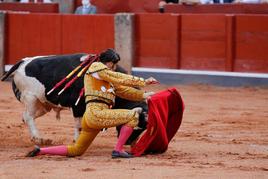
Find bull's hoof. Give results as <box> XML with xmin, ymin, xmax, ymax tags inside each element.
<box><xmin>26</xmin><ymin>146</ymin><xmax>40</xmax><ymax>157</ymax></box>
<box><xmin>31</xmin><ymin>137</ymin><xmax>53</xmax><ymax>146</ymax></box>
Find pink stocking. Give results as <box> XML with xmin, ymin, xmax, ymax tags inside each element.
<box><xmin>114</xmin><ymin>125</ymin><xmax>133</xmax><ymax>152</ymax></box>
<box><xmin>39</xmin><ymin>145</ymin><xmax>68</xmax><ymax>156</ymax></box>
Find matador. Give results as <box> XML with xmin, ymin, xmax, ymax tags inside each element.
<box><xmin>26</xmin><ymin>48</ymin><xmax>158</xmax><ymax>158</ymax></box>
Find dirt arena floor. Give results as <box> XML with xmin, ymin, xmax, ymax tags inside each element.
<box><xmin>0</xmin><ymin>81</ymin><xmax>267</xmax><ymax>178</ymax></box>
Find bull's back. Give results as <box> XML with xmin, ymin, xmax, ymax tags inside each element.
<box><xmin>24</xmin><ymin>54</ymin><xmax>87</xmax><ymax>116</ymax></box>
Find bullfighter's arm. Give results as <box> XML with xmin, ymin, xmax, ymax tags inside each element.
<box><xmin>88</xmin><ymin>62</ymin><xmax>146</xmax><ymax>87</ymax></box>
<box><xmin>114</xmin><ymin>85</ymin><xmax>145</xmax><ymax>102</ymax></box>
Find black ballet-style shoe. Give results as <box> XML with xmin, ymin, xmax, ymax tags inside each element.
<box><xmin>111</xmin><ymin>150</ymin><xmax>133</xmax><ymax>159</ymax></box>
<box><xmin>26</xmin><ymin>146</ymin><xmax>40</xmax><ymax>157</ymax></box>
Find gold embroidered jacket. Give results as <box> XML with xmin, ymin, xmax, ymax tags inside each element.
<box><xmin>84</xmin><ymin>62</ymin><xmax>146</xmax><ymax>105</ymax></box>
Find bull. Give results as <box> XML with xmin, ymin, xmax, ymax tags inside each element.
<box><xmin>1</xmin><ymin>53</ymin><xmax>147</xmax><ymax>145</ymax></box>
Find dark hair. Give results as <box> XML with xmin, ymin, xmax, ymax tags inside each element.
<box><xmin>99</xmin><ymin>48</ymin><xmax>120</xmax><ymax>64</ymax></box>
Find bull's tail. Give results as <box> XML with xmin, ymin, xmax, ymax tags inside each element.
<box><xmin>1</xmin><ymin>60</ymin><xmax>24</xmax><ymax>81</ymax></box>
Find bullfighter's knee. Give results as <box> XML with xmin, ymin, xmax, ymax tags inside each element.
<box><xmin>126</xmin><ymin>110</ymin><xmax>139</xmax><ymax>128</ymax></box>
<box><xmin>67</xmin><ymin>144</ymin><xmax>88</xmax><ymax>157</ymax></box>
<box><xmin>67</xmin><ymin>128</ymin><xmax>100</xmax><ymax>157</ymax></box>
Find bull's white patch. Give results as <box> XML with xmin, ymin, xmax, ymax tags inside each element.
<box><xmin>14</xmin><ymin>57</ymin><xmax>47</xmax><ymax>103</ymax></box>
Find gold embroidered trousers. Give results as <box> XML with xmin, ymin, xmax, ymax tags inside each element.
<box><xmin>85</xmin><ymin>102</ymin><xmax>139</xmax><ymax>129</ymax></box>
<box><xmin>67</xmin><ymin>102</ymin><xmax>139</xmax><ymax>157</ymax></box>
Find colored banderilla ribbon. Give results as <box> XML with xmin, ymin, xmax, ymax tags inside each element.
<box><xmin>47</xmin><ymin>54</ymin><xmax>99</xmax><ymax>106</ymax></box>
<box><xmin>46</xmin><ymin>54</ymin><xmax>94</xmax><ymax>95</ymax></box>
<box><xmin>75</xmin><ymin>87</ymin><xmax>85</xmax><ymax>106</ymax></box>
<box><xmin>58</xmin><ymin>61</ymin><xmax>91</xmax><ymax>95</ymax></box>
<box><xmin>73</xmin><ymin>55</ymin><xmax>100</xmax><ymax>105</ymax></box>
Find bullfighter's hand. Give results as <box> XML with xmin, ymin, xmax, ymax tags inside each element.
<box><xmin>143</xmin><ymin>91</ymin><xmax>155</xmax><ymax>102</ymax></box>
<box><xmin>132</xmin><ymin>107</ymin><xmax>143</xmax><ymax>114</ymax></box>
<box><xmin>145</xmin><ymin>77</ymin><xmax>159</xmax><ymax>85</ymax></box>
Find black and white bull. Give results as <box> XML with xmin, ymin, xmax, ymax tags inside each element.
<box><xmin>1</xmin><ymin>54</ymin><xmax>147</xmax><ymax>145</ymax></box>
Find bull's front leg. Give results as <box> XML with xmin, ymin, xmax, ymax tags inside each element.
<box><xmin>22</xmin><ymin>111</ymin><xmax>40</xmax><ymax>143</ymax></box>
<box><xmin>21</xmin><ymin>94</ymin><xmax>52</xmax><ymax>145</ymax></box>
<box><xmin>22</xmin><ymin>110</ymin><xmax>52</xmax><ymax>145</ymax></box>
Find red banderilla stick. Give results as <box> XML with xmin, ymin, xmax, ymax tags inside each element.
<box><xmin>47</xmin><ymin>54</ymin><xmax>93</xmax><ymax>95</ymax></box>
<box><xmin>57</xmin><ymin>55</ymin><xmax>99</xmax><ymax>95</ymax></box>
<box><xmin>75</xmin><ymin>87</ymin><xmax>85</xmax><ymax>106</ymax></box>
<box><xmin>57</xmin><ymin>62</ymin><xmax>90</xmax><ymax>95</ymax></box>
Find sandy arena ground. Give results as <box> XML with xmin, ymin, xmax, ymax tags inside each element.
<box><xmin>0</xmin><ymin>81</ymin><xmax>267</xmax><ymax>178</ymax></box>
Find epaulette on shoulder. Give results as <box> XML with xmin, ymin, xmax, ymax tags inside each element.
<box><xmin>87</xmin><ymin>62</ymin><xmax>107</xmax><ymax>74</ymax></box>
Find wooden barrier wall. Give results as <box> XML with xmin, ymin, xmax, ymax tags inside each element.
<box><xmin>61</xmin><ymin>15</ymin><xmax>114</xmax><ymax>54</ymax></box>
<box><xmin>235</xmin><ymin>15</ymin><xmax>268</xmax><ymax>72</ymax></box>
<box><xmin>135</xmin><ymin>13</ymin><xmax>268</xmax><ymax>73</ymax></box>
<box><xmin>134</xmin><ymin>13</ymin><xmax>180</xmax><ymax>68</ymax></box>
<box><xmin>180</xmin><ymin>14</ymin><xmax>227</xmax><ymax>71</ymax></box>
<box><xmin>4</xmin><ymin>12</ymin><xmax>268</xmax><ymax>73</ymax></box>
<box><xmin>0</xmin><ymin>2</ymin><xmax>59</xmax><ymax>13</ymax></box>
<box><xmin>6</xmin><ymin>13</ymin><xmax>61</xmax><ymax>64</ymax></box>
<box><xmin>5</xmin><ymin>13</ymin><xmax>114</xmax><ymax>64</ymax></box>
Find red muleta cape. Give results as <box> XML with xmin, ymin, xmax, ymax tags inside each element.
<box><xmin>131</xmin><ymin>88</ymin><xmax>184</xmax><ymax>156</ymax></box>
